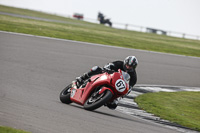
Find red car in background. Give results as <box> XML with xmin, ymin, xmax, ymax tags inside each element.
<box><xmin>73</xmin><ymin>13</ymin><xmax>84</xmax><ymax>20</ymax></box>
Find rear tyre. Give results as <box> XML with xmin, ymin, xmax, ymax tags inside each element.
<box><xmin>60</xmin><ymin>84</ymin><xmax>72</xmax><ymax>104</ymax></box>
<box><xmin>84</xmin><ymin>89</ymin><xmax>113</xmax><ymax>111</ymax></box>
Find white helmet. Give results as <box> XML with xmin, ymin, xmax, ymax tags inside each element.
<box><xmin>123</xmin><ymin>56</ymin><xmax>138</xmax><ymax>72</ymax></box>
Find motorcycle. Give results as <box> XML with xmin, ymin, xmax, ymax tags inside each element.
<box><xmin>98</xmin><ymin>13</ymin><xmax>112</xmax><ymax>27</ymax></box>
<box><xmin>59</xmin><ymin>69</ymin><xmax>130</xmax><ymax>111</ymax></box>
<box><xmin>98</xmin><ymin>18</ymin><xmax>112</xmax><ymax>27</ymax></box>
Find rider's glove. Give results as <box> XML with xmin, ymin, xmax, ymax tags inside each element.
<box><xmin>103</xmin><ymin>63</ymin><xmax>114</xmax><ymax>71</ymax></box>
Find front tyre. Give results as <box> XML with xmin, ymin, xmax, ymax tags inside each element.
<box><xmin>60</xmin><ymin>84</ymin><xmax>72</xmax><ymax>104</ymax></box>
<box><xmin>84</xmin><ymin>89</ymin><xmax>113</xmax><ymax>111</ymax></box>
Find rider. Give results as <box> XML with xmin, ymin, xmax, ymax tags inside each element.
<box><xmin>74</xmin><ymin>56</ymin><xmax>138</xmax><ymax>109</ymax></box>
<box><xmin>97</xmin><ymin>12</ymin><xmax>105</xmax><ymax>24</ymax></box>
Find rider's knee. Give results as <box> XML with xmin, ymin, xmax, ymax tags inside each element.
<box><xmin>91</xmin><ymin>66</ymin><xmax>102</xmax><ymax>73</ymax></box>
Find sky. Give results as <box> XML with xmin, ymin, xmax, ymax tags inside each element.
<box><xmin>0</xmin><ymin>0</ymin><xmax>200</xmax><ymax>37</ymax></box>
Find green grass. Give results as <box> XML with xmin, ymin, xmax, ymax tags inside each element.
<box><xmin>135</xmin><ymin>91</ymin><xmax>200</xmax><ymax>131</ymax></box>
<box><xmin>0</xmin><ymin>4</ymin><xmax>200</xmax><ymax>57</ymax></box>
<box><xmin>0</xmin><ymin>4</ymin><xmax>75</xmax><ymax>22</ymax></box>
<box><xmin>0</xmin><ymin>126</ymin><xmax>30</xmax><ymax>133</ymax></box>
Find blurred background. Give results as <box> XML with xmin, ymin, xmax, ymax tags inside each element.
<box><xmin>0</xmin><ymin>0</ymin><xmax>200</xmax><ymax>40</ymax></box>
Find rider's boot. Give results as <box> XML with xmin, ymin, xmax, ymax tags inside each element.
<box><xmin>75</xmin><ymin>73</ymin><xmax>89</xmax><ymax>88</ymax></box>
<box><xmin>106</xmin><ymin>99</ymin><xmax>119</xmax><ymax>110</ymax></box>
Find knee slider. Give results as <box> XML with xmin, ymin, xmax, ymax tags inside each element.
<box><xmin>83</xmin><ymin>73</ymin><xmax>89</xmax><ymax>79</ymax></box>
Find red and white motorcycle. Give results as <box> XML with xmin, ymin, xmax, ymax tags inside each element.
<box><xmin>60</xmin><ymin>69</ymin><xmax>130</xmax><ymax>111</ymax></box>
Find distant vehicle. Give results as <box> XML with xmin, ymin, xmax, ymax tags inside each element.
<box><xmin>98</xmin><ymin>12</ymin><xmax>112</xmax><ymax>27</ymax></box>
<box><xmin>73</xmin><ymin>13</ymin><xmax>84</xmax><ymax>20</ymax></box>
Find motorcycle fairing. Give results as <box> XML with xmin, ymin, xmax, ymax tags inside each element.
<box><xmin>70</xmin><ymin>73</ymin><xmax>111</xmax><ymax>105</ymax></box>
<box><xmin>70</xmin><ymin>69</ymin><xmax>129</xmax><ymax>106</ymax></box>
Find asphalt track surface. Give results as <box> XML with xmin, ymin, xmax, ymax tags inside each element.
<box><xmin>0</xmin><ymin>31</ymin><xmax>200</xmax><ymax>133</ymax></box>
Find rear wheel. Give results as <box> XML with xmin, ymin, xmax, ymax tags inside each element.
<box><xmin>60</xmin><ymin>84</ymin><xmax>72</xmax><ymax>104</ymax></box>
<box><xmin>84</xmin><ymin>88</ymin><xmax>113</xmax><ymax>111</ymax></box>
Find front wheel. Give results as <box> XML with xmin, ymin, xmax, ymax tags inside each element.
<box><xmin>84</xmin><ymin>89</ymin><xmax>113</xmax><ymax>111</ymax></box>
<box><xmin>60</xmin><ymin>84</ymin><xmax>72</xmax><ymax>104</ymax></box>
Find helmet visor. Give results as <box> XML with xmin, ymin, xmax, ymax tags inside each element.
<box><xmin>125</xmin><ymin>64</ymin><xmax>133</xmax><ymax>71</ymax></box>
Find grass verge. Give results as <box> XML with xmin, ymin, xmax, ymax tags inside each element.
<box><xmin>0</xmin><ymin>126</ymin><xmax>30</xmax><ymax>133</ymax></box>
<box><xmin>0</xmin><ymin>5</ymin><xmax>200</xmax><ymax>57</ymax></box>
<box><xmin>135</xmin><ymin>91</ymin><xmax>200</xmax><ymax>131</ymax></box>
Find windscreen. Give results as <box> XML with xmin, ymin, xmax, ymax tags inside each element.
<box><xmin>122</xmin><ymin>71</ymin><xmax>130</xmax><ymax>84</ymax></box>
